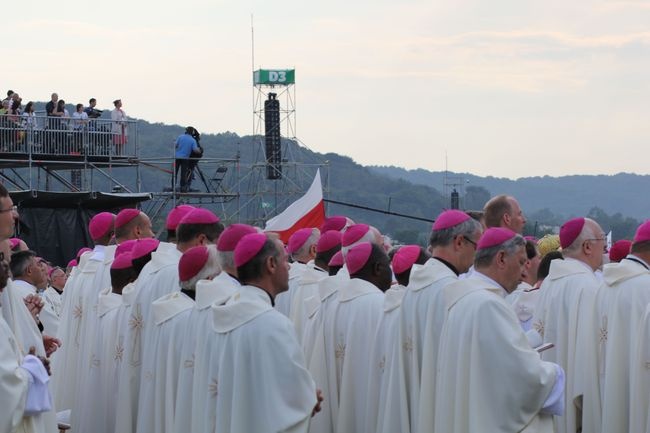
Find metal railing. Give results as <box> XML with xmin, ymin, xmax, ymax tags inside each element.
<box><xmin>0</xmin><ymin>114</ymin><xmax>138</xmax><ymax>158</ymax></box>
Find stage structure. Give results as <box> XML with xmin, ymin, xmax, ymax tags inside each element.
<box><xmin>244</xmin><ymin>68</ymin><xmax>329</xmax><ymax>226</ymax></box>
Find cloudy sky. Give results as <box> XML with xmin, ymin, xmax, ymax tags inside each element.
<box><xmin>5</xmin><ymin>0</ymin><xmax>650</xmax><ymax>179</ymax></box>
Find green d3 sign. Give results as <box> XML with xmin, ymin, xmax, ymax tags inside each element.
<box><xmin>254</xmin><ymin>69</ymin><xmax>295</xmax><ymax>85</ymax></box>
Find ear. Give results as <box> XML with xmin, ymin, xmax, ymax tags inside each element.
<box><xmin>453</xmin><ymin>235</ymin><xmax>464</xmax><ymax>250</ymax></box>
<box><xmin>372</xmin><ymin>260</ymin><xmax>382</xmax><ymax>277</ymax></box>
<box><xmin>496</xmin><ymin>250</ymin><xmax>507</xmax><ymax>269</ymax></box>
<box><xmin>310</xmin><ymin>244</ymin><xmax>318</xmax><ymax>257</ymax></box>
<box><xmin>266</xmin><ymin>255</ymin><xmax>277</xmax><ymax>274</ymax></box>
<box><xmin>197</xmin><ymin>233</ymin><xmax>208</xmax><ymax>246</ymax></box>
<box><xmin>503</xmin><ymin>213</ymin><xmax>512</xmax><ymax>226</ymax></box>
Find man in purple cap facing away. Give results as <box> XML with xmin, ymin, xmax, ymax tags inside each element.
<box><xmin>531</xmin><ymin>217</ymin><xmax>605</xmax><ymax>433</ymax></box>
<box><xmin>584</xmin><ymin>221</ymin><xmax>650</xmax><ymax>433</ymax></box>
<box><xmin>197</xmin><ymin>233</ymin><xmax>320</xmax><ymax>433</ymax></box>
<box><xmin>312</xmin><ymin>242</ymin><xmax>392</xmax><ymax>433</ymax></box>
<box><xmin>275</xmin><ymin>227</ymin><xmax>320</xmax><ymax>317</ymax></box>
<box><xmin>379</xmin><ymin>209</ymin><xmax>482</xmax><ymax>433</ymax></box>
<box><xmin>435</xmin><ymin>228</ymin><xmax>564</xmax><ymax>433</ymax></box>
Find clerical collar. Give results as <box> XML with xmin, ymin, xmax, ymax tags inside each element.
<box><xmin>625</xmin><ymin>254</ymin><xmax>650</xmax><ymax>270</ymax></box>
<box><xmin>472</xmin><ymin>271</ymin><xmax>508</xmax><ymax>298</ymax></box>
<box><xmin>226</xmin><ymin>272</ymin><xmax>239</xmax><ymax>282</ymax></box>
<box><xmin>433</xmin><ymin>256</ymin><xmax>460</xmax><ymax>276</ymax></box>
<box><xmin>247</xmin><ymin>283</ymin><xmax>275</xmax><ymax>306</ymax></box>
<box><xmin>181</xmin><ymin>288</ymin><xmax>196</xmax><ymax>300</ymax></box>
<box><xmin>52</xmin><ymin>286</ymin><xmax>63</xmax><ymax>295</ymax></box>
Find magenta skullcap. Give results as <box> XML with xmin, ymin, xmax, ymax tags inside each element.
<box><xmin>111</xmin><ymin>252</ymin><xmax>134</xmax><ymax>270</ymax></box>
<box><xmin>179</xmin><ymin>246</ymin><xmax>209</xmax><ymax>282</ymax></box>
<box><xmin>609</xmin><ymin>239</ymin><xmax>632</xmax><ymax>262</ymax></box>
<box><xmin>131</xmin><ymin>238</ymin><xmax>160</xmax><ymax>260</ymax></box>
<box><xmin>115</xmin><ymin>239</ymin><xmax>137</xmax><ymax>258</ymax></box>
<box><xmin>77</xmin><ymin>247</ymin><xmax>92</xmax><ymax>258</ymax></box>
<box><xmin>634</xmin><ymin>220</ymin><xmax>650</xmax><ymax>243</ymax></box>
<box><xmin>317</xmin><ymin>230</ymin><xmax>342</xmax><ymax>253</ymax></box>
<box><xmin>320</xmin><ymin>216</ymin><xmax>348</xmax><ymax>232</ymax></box>
<box><xmin>166</xmin><ymin>205</ymin><xmax>195</xmax><ymax>230</ymax></box>
<box><xmin>288</xmin><ymin>228</ymin><xmax>315</xmax><ymax>254</ymax></box>
<box><xmin>217</xmin><ymin>224</ymin><xmax>257</xmax><ymax>252</ymax></box>
<box><xmin>342</xmin><ymin>224</ymin><xmax>370</xmax><ymax>247</ymax></box>
<box><xmin>432</xmin><ymin>210</ymin><xmax>470</xmax><ymax>231</ymax></box>
<box><xmin>8</xmin><ymin>238</ymin><xmax>20</xmax><ymax>249</ymax></box>
<box><xmin>524</xmin><ymin>236</ymin><xmax>538</xmax><ymax>243</ymax></box>
<box><xmin>560</xmin><ymin>217</ymin><xmax>586</xmax><ymax>249</ymax></box>
<box><xmin>179</xmin><ymin>208</ymin><xmax>220</xmax><ymax>225</ymax></box>
<box><xmin>234</xmin><ymin>233</ymin><xmax>268</xmax><ymax>268</ymax></box>
<box><xmin>89</xmin><ymin>212</ymin><xmax>115</xmax><ymax>240</ymax></box>
<box><xmin>392</xmin><ymin>245</ymin><xmax>421</xmax><ymax>274</ymax></box>
<box><xmin>67</xmin><ymin>259</ymin><xmax>78</xmax><ymax>268</ymax></box>
<box><xmin>115</xmin><ymin>208</ymin><xmax>141</xmax><ymax>229</ymax></box>
<box><xmin>477</xmin><ymin>227</ymin><xmax>517</xmax><ymax>251</ymax></box>
<box><xmin>328</xmin><ymin>251</ymin><xmax>344</xmax><ymax>267</ymax></box>
<box><xmin>346</xmin><ymin>242</ymin><xmax>373</xmax><ymax>274</ymax></box>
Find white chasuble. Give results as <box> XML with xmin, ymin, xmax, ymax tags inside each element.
<box><xmin>0</xmin><ymin>315</ymin><xmax>31</xmax><ymax>433</ymax></box>
<box><xmin>290</xmin><ymin>263</ymin><xmax>328</xmax><ymax>341</ymax></box>
<box><xmin>599</xmin><ymin>258</ymin><xmax>650</xmax><ymax>433</ymax></box>
<box><xmin>115</xmin><ymin>242</ymin><xmax>181</xmax><ymax>433</ymax></box>
<box><xmin>381</xmin><ymin>258</ymin><xmax>456</xmax><ymax>433</ymax></box>
<box><xmin>630</xmin><ymin>303</ymin><xmax>650</xmax><ymax>433</ymax></box>
<box><xmin>365</xmin><ymin>284</ymin><xmax>405</xmax><ymax>433</ymax></box>
<box><xmin>75</xmin><ymin>288</ymin><xmax>122</xmax><ymax>433</ymax></box>
<box><xmin>174</xmin><ymin>273</ymin><xmax>238</xmax><ymax>433</ymax></box>
<box><xmin>276</xmin><ymin>261</ymin><xmax>308</xmax><ymax>317</ymax></box>
<box><xmin>137</xmin><ymin>291</ymin><xmax>194</xmax><ymax>433</ymax></box>
<box><xmin>435</xmin><ymin>277</ymin><xmax>558</xmax><ymax>433</ymax></box>
<box><xmin>318</xmin><ymin>278</ymin><xmax>384</xmax><ymax>433</ymax></box>
<box><xmin>531</xmin><ymin>258</ymin><xmax>599</xmax><ymax>433</ymax></box>
<box><xmin>199</xmin><ymin>285</ymin><xmax>315</xmax><ymax>433</ymax></box>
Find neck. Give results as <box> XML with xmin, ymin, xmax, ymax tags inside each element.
<box><xmin>243</xmin><ymin>280</ymin><xmax>276</xmax><ymax>304</ymax></box>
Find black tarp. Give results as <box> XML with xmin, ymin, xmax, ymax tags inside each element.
<box><xmin>10</xmin><ymin>191</ymin><xmax>151</xmax><ymax>266</ymax></box>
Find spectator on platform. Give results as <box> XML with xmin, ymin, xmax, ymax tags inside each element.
<box><xmin>21</xmin><ymin>102</ymin><xmax>36</xmax><ymax>129</ymax></box>
<box><xmin>111</xmin><ymin>99</ymin><xmax>128</xmax><ymax>154</ymax></box>
<box><xmin>84</xmin><ymin>98</ymin><xmax>102</xmax><ymax>119</ymax></box>
<box><xmin>174</xmin><ymin>126</ymin><xmax>202</xmax><ymax>193</ymax></box>
<box><xmin>46</xmin><ymin>93</ymin><xmax>64</xmax><ymax>153</ymax></box>
<box><xmin>72</xmin><ymin>104</ymin><xmax>88</xmax><ymax>152</ymax></box>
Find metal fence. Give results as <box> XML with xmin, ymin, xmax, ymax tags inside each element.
<box><xmin>0</xmin><ymin>114</ymin><xmax>138</xmax><ymax>157</ymax></box>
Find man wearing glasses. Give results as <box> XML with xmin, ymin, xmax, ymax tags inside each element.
<box><xmin>530</xmin><ymin>217</ymin><xmax>605</xmax><ymax>433</ymax></box>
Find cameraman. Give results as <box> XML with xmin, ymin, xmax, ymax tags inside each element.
<box><xmin>174</xmin><ymin>126</ymin><xmax>203</xmax><ymax>192</ymax></box>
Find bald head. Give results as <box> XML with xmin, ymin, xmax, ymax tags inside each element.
<box><xmin>483</xmin><ymin>195</ymin><xmax>526</xmax><ymax>234</ymax></box>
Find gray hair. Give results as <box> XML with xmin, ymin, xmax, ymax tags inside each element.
<box><xmin>474</xmin><ymin>234</ymin><xmax>526</xmax><ymax>268</ymax></box>
<box><xmin>216</xmin><ymin>250</ymin><xmax>235</xmax><ymax>271</ymax></box>
<box><xmin>180</xmin><ymin>245</ymin><xmax>221</xmax><ymax>291</ymax></box>
<box><xmin>291</xmin><ymin>228</ymin><xmax>320</xmax><ymax>261</ymax></box>
<box><xmin>562</xmin><ymin>218</ymin><xmax>598</xmax><ymax>255</ymax></box>
<box><xmin>430</xmin><ymin>218</ymin><xmax>482</xmax><ymax>248</ymax></box>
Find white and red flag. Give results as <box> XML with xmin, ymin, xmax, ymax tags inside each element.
<box><xmin>265</xmin><ymin>169</ymin><xmax>325</xmax><ymax>244</ymax></box>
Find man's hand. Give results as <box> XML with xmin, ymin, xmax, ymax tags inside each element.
<box><xmin>42</xmin><ymin>335</ymin><xmax>61</xmax><ymax>357</ymax></box>
<box><xmin>23</xmin><ymin>294</ymin><xmax>44</xmax><ymax>322</ymax></box>
<box><xmin>312</xmin><ymin>389</ymin><xmax>324</xmax><ymax>417</ymax></box>
<box><xmin>28</xmin><ymin>346</ymin><xmax>51</xmax><ymax>376</ymax></box>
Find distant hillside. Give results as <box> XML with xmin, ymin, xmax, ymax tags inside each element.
<box><xmin>370</xmin><ymin>166</ymin><xmax>650</xmax><ymax>221</ymax></box>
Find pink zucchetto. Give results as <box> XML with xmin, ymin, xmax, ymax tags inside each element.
<box><xmin>217</xmin><ymin>224</ymin><xmax>257</xmax><ymax>252</ymax></box>
<box><xmin>477</xmin><ymin>228</ymin><xmax>517</xmax><ymax>251</ymax></box>
<box><xmin>288</xmin><ymin>228</ymin><xmax>315</xmax><ymax>254</ymax></box>
<box><xmin>432</xmin><ymin>210</ymin><xmax>470</xmax><ymax>231</ymax></box>
<box><xmin>342</xmin><ymin>224</ymin><xmax>370</xmax><ymax>247</ymax></box>
<box><xmin>560</xmin><ymin>217</ymin><xmax>586</xmax><ymax>249</ymax></box>
<box><xmin>131</xmin><ymin>238</ymin><xmax>160</xmax><ymax>261</ymax></box>
<box><xmin>179</xmin><ymin>246</ymin><xmax>209</xmax><ymax>282</ymax></box>
<box><xmin>179</xmin><ymin>208</ymin><xmax>220</xmax><ymax>225</ymax></box>
<box><xmin>166</xmin><ymin>205</ymin><xmax>195</xmax><ymax>230</ymax></box>
<box><xmin>328</xmin><ymin>251</ymin><xmax>344</xmax><ymax>267</ymax></box>
<box><xmin>609</xmin><ymin>239</ymin><xmax>632</xmax><ymax>262</ymax></box>
<box><xmin>392</xmin><ymin>245</ymin><xmax>421</xmax><ymax>274</ymax></box>
<box><xmin>234</xmin><ymin>233</ymin><xmax>268</xmax><ymax>268</ymax></box>
<box><xmin>317</xmin><ymin>230</ymin><xmax>342</xmax><ymax>253</ymax></box>
<box><xmin>115</xmin><ymin>208</ymin><xmax>140</xmax><ymax>229</ymax></box>
<box><xmin>320</xmin><ymin>216</ymin><xmax>348</xmax><ymax>233</ymax></box>
<box><xmin>89</xmin><ymin>212</ymin><xmax>115</xmax><ymax>240</ymax></box>
<box><xmin>634</xmin><ymin>220</ymin><xmax>650</xmax><ymax>244</ymax></box>
<box><xmin>346</xmin><ymin>242</ymin><xmax>373</xmax><ymax>274</ymax></box>
<box><xmin>111</xmin><ymin>252</ymin><xmax>134</xmax><ymax>270</ymax></box>
<box><xmin>77</xmin><ymin>247</ymin><xmax>92</xmax><ymax>258</ymax></box>
<box><xmin>115</xmin><ymin>239</ymin><xmax>137</xmax><ymax>258</ymax></box>
<box><xmin>8</xmin><ymin>238</ymin><xmax>19</xmax><ymax>249</ymax></box>
<box><xmin>67</xmin><ymin>259</ymin><xmax>78</xmax><ymax>268</ymax></box>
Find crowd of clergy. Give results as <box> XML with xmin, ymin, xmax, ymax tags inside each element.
<box><xmin>2</xmin><ymin>181</ymin><xmax>650</xmax><ymax>433</ymax></box>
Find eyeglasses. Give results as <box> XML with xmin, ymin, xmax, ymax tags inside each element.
<box><xmin>0</xmin><ymin>205</ymin><xmax>17</xmax><ymax>214</ymax></box>
<box><xmin>463</xmin><ymin>236</ymin><xmax>477</xmax><ymax>249</ymax></box>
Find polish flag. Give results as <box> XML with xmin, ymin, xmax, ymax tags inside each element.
<box><xmin>265</xmin><ymin>169</ymin><xmax>325</xmax><ymax>243</ymax></box>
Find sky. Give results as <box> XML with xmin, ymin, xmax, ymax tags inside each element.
<box><xmin>4</xmin><ymin>0</ymin><xmax>650</xmax><ymax>180</ymax></box>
